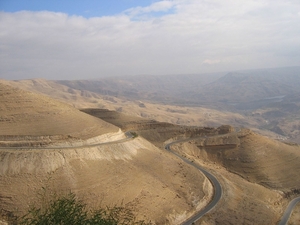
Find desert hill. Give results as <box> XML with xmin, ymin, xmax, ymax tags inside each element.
<box><xmin>0</xmin><ymin>81</ymin><xmax>121</xmax><ymax>147</ymax></box>
<box><xmin>162</xmin><ymin>133</ymin><xmax>299</xmax><ymax>223</ymax></box>
<box><xmin>85</xmin><ymin>109</ymin><xmax>300</xmax><ymax>225</ymax></box>
<box><xmin>1</xmin><ymin>83</ymin><xmax>300</xmax><ymax>224</ymax></box>
<box><xmin>83</xmin><ymin>108</ymin><xmax>300</xmax><ymax>191</ymax></box>
<box><xmin>0</xmin><ymin>135</ymin><xmax>210</xmax><ymax>224</ymax></box>
<box><xmin>0</xmin><ymin>84</ymin><xmax>213</xmax><ymax>224</ymax></box>
<box><xmin>162</xmin><ymin>129</ymin><xmax>300</xmax><ymax>224</ymax></box>
<box><xmin>190</xmin><ymin>129</ymin><xmax>300</xmax><ymax>191</ymax></box>
<box><xmin>0</xmin><ymin>78</ymin><xmax>111</xmax><ymax>109</ymax></box>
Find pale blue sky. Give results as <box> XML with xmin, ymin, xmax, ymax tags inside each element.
<box><xmin>0</xmin><ymin>0</ymin><xmax>158</xmax><ymax>17</ymax></box>
<box><xmin>0</xmin><ymin>0</ymin><xmax>300</xmax><ymax>80</ymax></box>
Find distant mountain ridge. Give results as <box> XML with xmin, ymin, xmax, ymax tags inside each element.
<box><xmin>57</xmin><ymin>72</ymin><xmax>225</xmax><ymax>104</ymax></box>
<box><xmin>200</xmin><ymin>67</ymin><xmax>300</xmax><ymax>103</ymax></box>
<box><xmin>56</xmin><ymin>66</ymin><xmax>300</xmax><ymax>107</ymax></box>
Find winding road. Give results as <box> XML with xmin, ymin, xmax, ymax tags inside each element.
<box><xmin>3</xmin><ymin>127</ymin><xmax>299</xmax><ymax>224</ymax></box>
<box><xmin>165</xmin><ymin>139</ymin><xmax>222</xmax><ymax>225</ymax></box>
<box><xmin>0</xmin><ymin>131</ymin><xmax>133</xmax><ymax>150</ymax></box>
<box><xmin>278</xmin><ymin>196</ymin><xmax>300</xmax><ymax>225</ymax></box>
<box><xmin>1</xmin><ymin>130</ymin><xmax>222</xmax><ymax>224</ymax></box>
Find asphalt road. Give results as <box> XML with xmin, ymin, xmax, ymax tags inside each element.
<box><xmin>0</xmin><ymin>131</ymin><xmax>133</xmax><ymax>150</ymax></box>
<box><xmin>278</xmin><ymin>196</ymin><xmax>300</xmax><ymax>225</ymax></box>
<box><xmin>7</xmin><ymin>126</ymin><xmax>296</xmax><ymax>224</ymax></box>
<box><xmin>2</xmin><ymin>130</ymin><xmax>222</xmax><ymax>224</ymax></box>
<box><xmin>165</xmin><ymin>139</ymin><xmax>222</xmax><ymax>225</ymax></box>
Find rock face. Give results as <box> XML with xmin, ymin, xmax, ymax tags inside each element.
<box><xmin>217</xmin><ymin>125</ymin><xmax>235</xmax><ymax>134</ymax></box>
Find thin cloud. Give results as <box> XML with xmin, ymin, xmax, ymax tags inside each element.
<box><xmin>124</xmin><ymin>0</ymin><xmax>175</xmax><ymax>17</ymax></box>
<box><xmin>0</xmin><ymin>0</ymin><xmax>299</xmax><ymax>80</ymax></box>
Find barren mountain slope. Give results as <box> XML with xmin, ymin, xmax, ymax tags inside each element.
<box><xmin>0</xmin><ymin>81</ymin><xmax>118</xmax><ymax>140</ymax></box>
<box><xmin>226</xmin><ymin>130</ymin><xmax>300</xmax><ymax>190</ymax></box>
<box><xmin>0</xmin><ymin>85</ymin><xmax>212</xmax><ymax>224</ymax></box>
<box><xmin>167</xmin><ymin>129</ymin><xmax>300</xmax><ymax>224</ymax></box>
<box><xmin>0</xmin><ymin>137</ymin><xmax>210</xmax><ymax>224</ymax></box>
<box><xmin>87</xmin><ymin>109</ymin><xmax>290</xmax><ymax>224</ymax></box>
<box><xmin>191</xmin><ymin>129</ymin><xmax>300</xmax><ymax>191</ymax></box>
<box><xmin>0</xmin><ymin>79</ymin><xmax>111</xmax><ymax>109</ymax></box>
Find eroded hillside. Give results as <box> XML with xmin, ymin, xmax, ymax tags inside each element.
<box><xmin>0</xmin><ymin>83</ymin><xmax>212</xmax><ymax>224</ymax></box>
<box><xmin>168</xmin><ymin>129</ymin><xmax>300</xmax><ymax>224</ymax></box>
<box><xmin>84</xmin><ymin>108</ymin><xmax>300</xmax><ymax>225</ymax></box>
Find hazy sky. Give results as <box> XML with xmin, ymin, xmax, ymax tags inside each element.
<box><xmin>1</xmin><ymin>0</ymin><xmax>300</xmax><ymax>80</ymax></box>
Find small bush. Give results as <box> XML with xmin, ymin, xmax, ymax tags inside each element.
<box><xmin>130</xmin><ymin>132</ymin><xmax>138</xmax><ymax>138</ymax></box>
<box><xmin>19</xmin><ymin>192</ymin><xmax>151</xmax><ymax>225</ymax></box>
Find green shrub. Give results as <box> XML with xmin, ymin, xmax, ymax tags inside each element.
<box><xmin>130</xmin><ymin>132</ymin><xmax>138</xmax><ymax>138</ymax></box>
<box><xmin>19</xmin><ymin>192</ymin><xmax>151</xmax><ymax>225</ymax></box>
